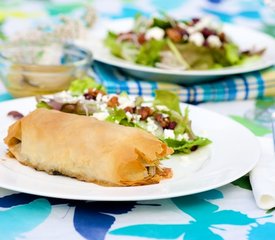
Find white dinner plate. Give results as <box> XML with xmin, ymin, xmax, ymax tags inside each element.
<box><xmin>0</xmin><ymin>97</ymin><xmax>260</xmax><ymax>201</ymax></box>
<box><xmin>78</xmin><ymin>18</ymin><xmax>275</xmax><ymax>85</ymax></box>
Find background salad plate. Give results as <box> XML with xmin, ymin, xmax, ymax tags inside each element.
<box><xmin>78</xmin><ymin>18</ymin><xmax>275</xmax><ymax>85</ymax></box>
<box><xmin>0</xmin><ymin>97</ymin><xmax>260</xmax><ymax>200</ymax></box>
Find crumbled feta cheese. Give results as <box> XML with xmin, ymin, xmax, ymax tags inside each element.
<box><xmin>96</xmin><ymin>93</ymin><xmax>103</xmax><ymax>102</ymax></box>
<box><xmin>155</xmin><ymin>105</ymin><xmax>169</xmax><ymax>111</ymax></box>
<box><xmin>125</xmin><ymin>111</ymin><xmax>133</xmax><ymax>121</ymax></box>
<box><xmin>186</xmin><ymin>17</ymin><xmax>220</xmax><ymax>35</ymax></box>
<box><xmin>207</xmin><ymin>35</ymin><xmax>222</xmax><ymax>48</ymax></box>
<box><xmin>189</xmin><ymin>32</ymin><xmax>204</xmax><ymax>47</ymax></box>
<box><xmin>193</xmin><ymin>17</ymin><xmax>211</xmax><ymax>31</ymax></box>
<box><xmin>182</xmin><ymin>34</ymin><xmax>189</xmax><ymax>41</ymax></box>
<box><xmin>118</xmin><ymin>96</ymin><xmax>135</xmax><ymax>109</ymax></box>
<box><xmin>146</xmin><ymin>117</ymin><xmax>159</xmax><ymax>134</ymax></box>
<box><xmin>164</xmin><ymin>129</ymin><xmax>175</xmax><ymax>139</ymax></box>
<box><xmin>141</xmin><ymin>102</ymin><xmax>153</xmax><ymax>107</ymax></box>
<box><xmin>177</xmin><ymin>133</ymin><xmax>189</xmax><ymax>141</ymax></box>
<box><xmin>132</xmin><ymin>114</ymin><xmax>141</xmax><ymax>123</ymax></box>
<box><xmin>54</xmin><ymin>91</ymin><xmax>83</xmax><ymax>103</ymax></box>
<box><xmin>101</xmin><ymin>95</ymin><xmax>109</xmax><ymax>103</ymax></box>
<box><xmin>92</xmin><ymin>112</ymin><xmax>109</xmax><ymax>121</ymax></box>
<box><xmin>99</xmin><ymin>103</ymin><xmax>107</xmax><ymax>112</ymax></box>
<box><xmin>145</xmin><ymin>27</ymin><xmax>165</xmax><ymax>40</ymax></box>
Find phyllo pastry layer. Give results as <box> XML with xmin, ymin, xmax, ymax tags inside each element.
<box><xmin>4</xmin><ymin>108</ymin><xmax>173</xmax><ymax>186</ymax></box>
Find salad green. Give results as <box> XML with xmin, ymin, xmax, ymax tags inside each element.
<box><xmin>104</xmin><ymin>14</ymin><xmax>264</xmax><ymax>70</ymax></box>
<box><xmin>37</xmin><ymin>77</ymin><xmax>211</xmax><ymax>154</ymax></box>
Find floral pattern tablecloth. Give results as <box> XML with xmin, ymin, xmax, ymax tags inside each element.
<box><xmin>1</xmin><ymin>1</ymin><xmax>275</xmax><ymax>239</ymax></box>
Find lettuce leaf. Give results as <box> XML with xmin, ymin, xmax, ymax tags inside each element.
<box><xmin>36</xmin><ymin>101</ymin><xmax>51</xmax><ymax>109</ymax></box>
<box><xmin>224</xmin><ymin>43</ymin><xmax>240</xmax><ymax>65</ymax></box>
<box><xmin>104</xmin><ymin>31</ymin><xmax>138</xmax><ymax>62</ymax></box>
<box><xmin>135</xmin><ymin>39</ymin><xmax>166</xmax><ymax>66</ymax></box>
<box><xmin>106</xmin><ymin>108</ymin><xmax>137</xmax><ymax>127</ymax></box>
<box><xmin>68</xmin><ymin>76</ymin><xmax>105</xmax><ymax>96</ymax></box>
<box><xmin>176</xmin><ymin>43</ymin><xmax>216</xmax><ymax>70</ymax></box>
<box><xmin>153</xmin><ymin>90</ymin><xmax>195</xmax><ymax>137</ymax></box>
<box><xmin>104</xmin><ymin>31</ymin><xmax>123</xmax><ymax>58</ymax></box>
<box><xmin>152</xmin><ymin>17</ymin><xmax>172</xmax><ymax>29</ymax></box>
<box><xmin>106</xmin><ymin>108</ymin><xmax>126</xmax><ymax>123</ymax></box>
<box><xmin>153</xmin><ymin>89</ymin><xmax>181</xmax><ymax>114</ymax></box>
<box><xmin>164</xmin><ymin>137</ymin><xmax>212</xmax><ymax>154</ymax></box>
<box><xmin>105</xmin><ymin>29</ymin><xmax>166</xmax><ymax>67</ymax></box>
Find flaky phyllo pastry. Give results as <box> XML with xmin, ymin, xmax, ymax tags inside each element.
<box><xmin>4</xmin><ymin>108</ymin><xmax>173</xmax><ymax>186</ymax></box>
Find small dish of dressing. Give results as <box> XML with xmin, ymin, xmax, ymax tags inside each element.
<box><xmin>0</xmin><ymin>42</ymin><xmax>93</xmax><ymax>98</ymax></box>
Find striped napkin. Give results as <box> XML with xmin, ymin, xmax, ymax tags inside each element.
<box><xmin>1</xmin><ymin>63</ymin><xmax>275</xmax><ymax>104</ymax></box>
<box><xmin>93</xmin><ymin>62</ymin><xmax>275</xmax><ymax>103</ymax></box>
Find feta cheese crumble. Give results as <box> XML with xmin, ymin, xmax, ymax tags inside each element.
<box><xmin>189</xmin><ymin>32</ymin><xmax>204</xmax><ymax>47</ymax></box>
<box><xmin>207</xmin><ymin>35</ymin><xmax>222</xmax><ymax>48</ymax></box>
<box><xmin>145</xmin><ymin>27</ymin><xmax>165</xmax><ymax>40</ymax></box>
<box><xmin>54</xmin><ymin>91</ymin><xmax>83</xmax><ymax>104</ymax></box>
<box><xmin>146</xmin><ymin>117</ymin><xmax>160</xmax><ymax>135</ymax></box>
<box><xmin>125</xmin><ymin>111</ymin><xmax>133</xmax><ymax>121</ymax></box>
<box><xmin>164</xmin><ymin>129</ymin><xmax>175</xmax><ymax>139</ymax></box>
<box><xmin>93</xmin><ymin>112</ymin><xmax>109</xmax><ymax>121</ymax></box>
<box><xmin>118</xmin><ymin>96</ymin><xmax>135</xmax><ymax>109</ymax></box>
<box><xmin>177</xmin><ymin>133</ymin><xmax>189</xmax><ymax>141</ymax></box>
<box><xmin>155</xmin><ymin>105</ymin><xmax>169</xmax><ymax>111</ymax></box>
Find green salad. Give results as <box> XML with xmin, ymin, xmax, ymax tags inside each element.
<box><xmin>104</xmin><ymin>14</ymin><xmax>264</xmax><ymax>70</ymax></box>
<box><xmin>36</xmin><ymin>77</ymin><xmax>211</xmax><ymax>154</ymax></box>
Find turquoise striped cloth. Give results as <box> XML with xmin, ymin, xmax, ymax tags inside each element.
<box><xmin>1</xmin><ymin>63</ymin><xmax>274</xmax><ymax>103</ymax></box>
<box><xmin>93</xmin><ymin>62</ymin><xmax>275</xmax><ymax>103</ymax></box>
